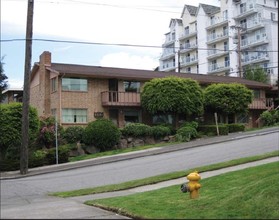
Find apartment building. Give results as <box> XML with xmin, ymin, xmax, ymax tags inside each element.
<box><xmin>159</xmin><ymin>0</ymin><xmax>278</xmax><ymax>85</ymax></box>
<box><xmin>30</xmin><ymin>51</ymin><xmax>274</xmax><ymax>129</ymax></box>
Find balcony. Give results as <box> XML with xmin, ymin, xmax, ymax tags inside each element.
<box><xmin>240</xmin><ymin>19</ymin><xmax>264</xmax><ymax>33</ymax></box>
<box><xmin>180</xmin><ymin>42</ymin><xmax>198</xmax><ymax>54</ymax></box>
<box><xmin>180</xmin><ymin>56</ymin><xmax>198</xmax><ymax>67</ymax></box>
<box><xmin>234</xmin><ymin>3</ymin><xmax>258</xmax><ymax>20</ymax></box>
<box><xmin>207</xmin><ymin>31</ymin><xmax>229</xmax><ymax>44</ymax></box>
<box><xmin>240</xmin><ymin>34</ymin><xmax>268</xmax><ymax>49</ymax></box>
<box><xmin>208</xmin><ymin>60</ymin><xmax>230</xmax><ymax>73</ymax></box>
<box><xmin>207</xmin><ymin>46</ymin><xmax>229</xmax><ymax>59</ymax></box>
<box><xmin>249</xmin><ymin>98</ymin><xmax>274</xmax><ymax>110</ymax></box>
<box><xmin>160</xmin><ymin>48</ymin><xmax>175</xmax><ymax>60</ymax></box>
<box><xmin>101</xmin><ymin>91</ymin><xmax>141</xmax><ymax>107</ymax></box>
<box><xmin>179</xmin><ymin>30</ymin><xmax>197</xmax><ymax>41</ymax></box>
<box><xmin>241</xmin><ymin>53</ymin><xmax>269</xmax><ymax>66</ymax></box>
<box><xmin>206</xmin><ymin>17</ymin><xmax>228</xmax><ymax>30</ymax></box>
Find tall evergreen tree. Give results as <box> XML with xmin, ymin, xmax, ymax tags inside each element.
<box><xmin>0</xmin><ymin>57</ymin><xmax>8</xmax><ymax>102</ymax></box>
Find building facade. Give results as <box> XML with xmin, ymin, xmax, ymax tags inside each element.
<box><xmin>159</xmin><ymin>0</ymin><xmax>278</xmax><ymax>85</ymax></box>
<box><xmin>1</xmin><ymin>88</ymin><xmax>23</xmax><ymax>104</ymax></box>
<box><xmin>30</xmin><ymin>51</ymin><xmax>274</xmax><ymax>129</ymax></box>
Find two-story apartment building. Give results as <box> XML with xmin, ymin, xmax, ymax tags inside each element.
<box><xmin>30</xmin><ymin>51</ymin><xmax>274</xmax><ymax>128</ymax></box>
<box><xmin>159</xmin><ymin>0</ymin><xmax>278</xmax><ymax>86</ymax></box>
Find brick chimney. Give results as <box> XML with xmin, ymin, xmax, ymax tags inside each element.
<box><xmin>40</xmin><ymin>51</ymin><xmax>51</xmax><ymax>66</ymax></box>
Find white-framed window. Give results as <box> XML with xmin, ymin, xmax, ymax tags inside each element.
<box><xmin>51</xmin><ymin>77</ymin><xmax>57</xmax><ymax>92</ymax></box>
<box><xmin>62</xmin><ymin>78</ymin><xmax>88</xmax><ymax>91</ymax></box>
<box><xmin>62</xmin><ymin>109</ymin><xmax>87</xmax><ymax>123</ymax></box>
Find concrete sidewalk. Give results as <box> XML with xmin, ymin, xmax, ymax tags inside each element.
<box><xmin>1</xmin><ymin>126</ymin><xmax>278</xmax><ymax>180</ymax></box>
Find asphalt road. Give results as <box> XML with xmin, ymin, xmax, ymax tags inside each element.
<box><xmin>2</xmin><ymin>132</ymin><xmax>278</xmax><ymax>194</ymax></box>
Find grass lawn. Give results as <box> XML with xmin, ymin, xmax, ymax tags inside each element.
<box><xmin>86</xmin><ymin>161</ymin><xmax>279</xmax><ymax>219</ymax></box>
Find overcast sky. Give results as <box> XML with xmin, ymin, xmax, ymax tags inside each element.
<box><xmin>1</xmin><ymin>0</ymin><xmax>220</xmax><ymax>88</ymax></box>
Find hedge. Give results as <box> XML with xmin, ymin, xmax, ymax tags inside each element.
<box><xmin>198</xmin><ymin>125</ymin><xmax>229</xmax><ymax>135</ymax></box>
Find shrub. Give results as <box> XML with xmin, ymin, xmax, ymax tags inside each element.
<box><xmin>179</xmin><ymin>121</ymin><xmax>199</xmax><ymax>129</ymax></box>
<box><xmin>198</xmin><ymin>125</ymin><xmax>229</xmax><ymax>136</ymax></box>
<box><xmin>0</xmin><ymin>159</ymin><xmax>20</xmax><ymax>172</ymax></box>
<box><xmin>175</xmin><ymin>126</ymin><xmax>198</xmax><ymax>142</ymax></box>
<box><xmin>83</xmin><ymin>119</ymin><xmax>121</xmax><ymax>151</ymax></box>
<box><xmin>38</xmin><ymin>116</ymin><xmax>64</xmax><ymax>149</ymax></box>
<box><xmin>29</xmin><ymin>149</ymin><xmax>48</xmax><ymax>168</ymax></box>
<box><xmin>227</xmin><ymin>123</ymin><xmax>245</xmax><ymax>133</ymax></box>
<box><xmin>63</xmin><ymin>126</ymin><xmax>84</xmax><ymax>144</ymax></box>
<box><xmin>121</xmin><ymin>123</ymin><xmax>152</xmax><ymax>137</ymax></box>
<box><xmin>45</xmin><ymin>145</ymin><xmax>70</xmax><ymax>164</ymax></box>
<box><xmin>151</xmin><ymin>125</ymin><xmax>171</xmax><ymax>139</ymax></box>
<box><xmin>260</xmin><ymin>110</ymin><xmax>279</xmax><ymax>126</ymax></box>
<box><xmin>0</xmin><ymin>103</ymin><xmax>39</xmax><ymax>160</ymax></box>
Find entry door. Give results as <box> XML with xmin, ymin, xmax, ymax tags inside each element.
<box><xmin>109</xmin><ymin>79</ymin><xmax>118</xmax><ymax>102</ymax></box>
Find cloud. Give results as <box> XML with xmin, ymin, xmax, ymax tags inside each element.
<box><xmin>100</xmin><ymin>52</ymin><xmax>159</xmax><ymax>70</ymax></box>
<box><xmin>7</xmin><ymin>78</ymin><xmax>24</xmax><ymax>89</ymax></box>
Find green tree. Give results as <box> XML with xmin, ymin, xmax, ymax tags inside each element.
<box><xmin>204</xmin><ymin>83</ymin><xmax>253</xmax><ymax>115</ymax></box>
<box><xmin>141</xmin><ymin>76</ymin><xmax>204</xmax><ymax>122</ymax></box>
<box><xmin>0</xmin><ymin>57</ymin><xmax>8</xmax><ymax>102</ymax></box>
<box><xmin>244</xmin><ymin>65</ymin><xmax>269</xmax><ymax>84</ymax></box>
<box><xmin>0</xmin><ymin>103</ymin><xmax>39</xmax><ymax>160</ymax></box>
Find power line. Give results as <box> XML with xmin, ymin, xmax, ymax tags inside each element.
<box><xmin>1</xmin><ymin>38</ymin><xmax>278</xmax><ymax>53</ymax></box>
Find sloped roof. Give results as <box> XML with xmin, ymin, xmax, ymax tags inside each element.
<box><xmin>185</xmin><ymin>5</ymin><xmax>198</xmax><ymax>16</ymax></box>
<box><xmin>169</xmin><ymin>18</ymin><xmax>183</xmax><ymax>27</ymax></box>
<box><xmin>200</xmin><ymin>3</ymin><xmax>220</xmax><ymax>15</ymax></box>
<box><xmin>181</xmin><ymin>5</ymin><xmax>198</xmax><ymax>17</ymax></box>
<box><xmin>41</xmin><ymin>63</ymin><xmax>272</xmax><ymax>89</ymax></box>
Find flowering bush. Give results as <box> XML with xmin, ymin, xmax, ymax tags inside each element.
<box><xmin>38</xmin><ymin>116</ymin><xmax>57</xmax><ymax>149</ymax></box>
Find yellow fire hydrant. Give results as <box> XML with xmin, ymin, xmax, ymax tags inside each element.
<box><xmin>186</xmin><ymin>171</ymin><xmax>201</xmax><ymax>199</ymax></box>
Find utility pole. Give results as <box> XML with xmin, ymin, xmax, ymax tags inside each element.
<box><xmin>21</xmin><ymin>0</ymin><xmax>34</xmax><ymax>175</ymax></box>
<box><xmin>237</xmin><ymin>27</ymin><xmax>242</xmax><ymax>78</ymax></box>
<box><xmin>231</xmin><ymin>25</ymin><xmax>243</xmax><ymax>78</ymax></box>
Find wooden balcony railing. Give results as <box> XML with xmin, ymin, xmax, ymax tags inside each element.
<box><xmin>101</xmin><ymin>91</ymin><xmax>141</xmax><ymax>107</ymax></box>
<box><xmin>248</xmin><ymin>98</ymin><xmax>274</xmax><ymax>110</ymax></box>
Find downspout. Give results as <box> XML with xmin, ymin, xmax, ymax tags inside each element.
<box><xmin>59</xmin><ymin>72</ymin><xmax>66</xmax><ymax>126</ymax></box>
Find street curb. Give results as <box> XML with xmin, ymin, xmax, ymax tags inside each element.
<box><xmin>1</xmin><ymin>128</ymin><xmax>278</xmax><ymax>180</ymax></box>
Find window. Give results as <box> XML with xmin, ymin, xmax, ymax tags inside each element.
<box><xmin>224</xmin><ymin>41</ymin><xmax>228</xmax><ymax>51</ymax></box>
<box><xmin>240</xmin><ymin>3</ymin><xmax>246</xmax><ymax>13</ymax></box>
<box><xmin>223</xmin><ymin>26</ymin><xmax>228</xmax><ymax>36</ymax></box>
<box><xmin>225</xmin><ymin>56</ymin><xmax>230</xmax><ymax>67</ymax></box>
<box><xmin>51</xmin><ymin>77</ymin><xmax>57</xmax><ymax>92</ymax></box>
<box><xmin>62</xmin><ymin>109</ymin><xmax>87</xmax><ymax>123</ymax></box>
<box><xmin>253</xmin><ymin>90</ymin><xmax>260</xmax><ymax>99</ymax></box>
<box><xmin>62</xmin><ymin>78</ymin><xmax>87</xmax><ymax>91</ymax></box>
<box><xmin>124</xmin><ymin>110</ymin><xmax>141</xmax><ymax>124</ymax></box>
<box><xmin>124</xmin><ymin>81</ymin><xmax>140</xmax><ymax>92</ymax></box>
<box><xmin>51</xmin><ymin>109</ymin><xmax>56</xmax><ymax>118</ymax></box>
<box><xmin>271</xmin><ymin>13</ymin><xmax>275</xmax><ymax>21</ymax></box>
<box><xmin>185</xmin><ymin>26</ymin><xmax>189</xmax><ymax>35</ymax></box>
<box><xmin>152</xmin><ymin>114</ymin><xmax>173</xmax><ymax>125</ymax></box>
<box><xmin>223</xmin><ymin>10</ymin><xmax>228</xmax><ymax>20</ymax></box>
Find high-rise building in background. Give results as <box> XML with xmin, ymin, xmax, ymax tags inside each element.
<box><xmin>159</xmin><ymin>0</ymin><xmax>278</xmax><ymax>85</ymax></box>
